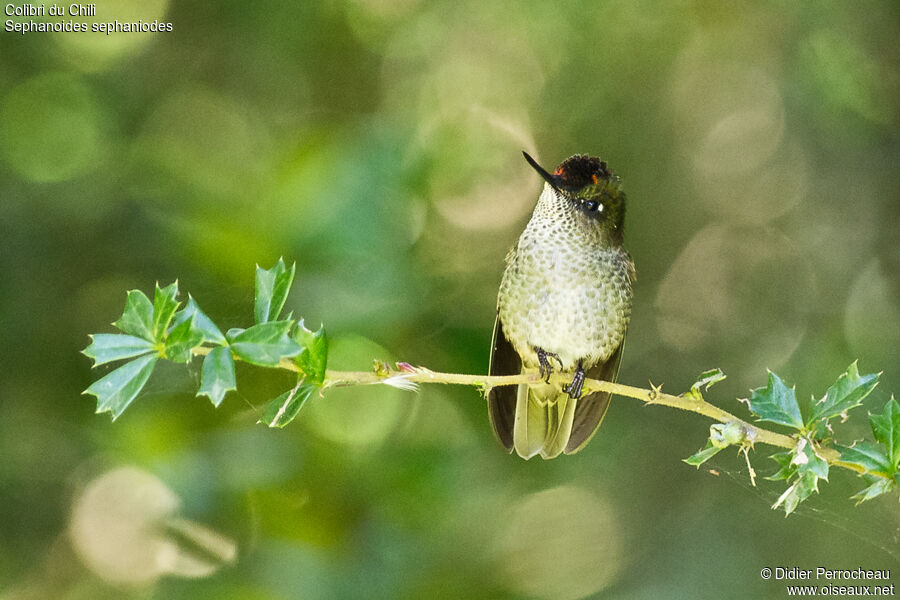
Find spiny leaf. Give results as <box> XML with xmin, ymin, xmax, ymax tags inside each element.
<box><xmin>692</xmin><ymin>368</ymin><xmax>727</xmax><ymax>392</ymax></box>
<box><xmin>869</xmin><ymin>396</ymin><xmax>900</xmax><ymax>469</ymax></box>
<box><xmin>84</xmin><ymin>354</ymin><xmax>158</xmax><ymax>420</ymax></box>
<box><xmin>743</xmin><ymin>371</ymin><xmax>804</xmax><ymax>430</ymax></box>
<box><xmin>83</xmin><ymin>334</ymin><xmax>155</xmax><ymax>367</ymax></box>
<box><xmin>772</xmin><ymin>470</ymin><xmax>818</xmax><ymax>516</ymax></box>
<box><xmin>152</xmin><ymin>282</ymin><xmax>180</xmax><ymax>341</ymax></box>
<box><xmin>172</xmin><ymin>295</ymin><xmax>226</xmax><ymax>345</ymax></box>
<box><xmin>254</xmin><ymin>258</ymin><xmax>296</xmax><ymax>324</ymax></box>
<box><xmin>765</xmin><ymin>451</ymin><xmax>796</xmax><ymax>482</ymax></box>
<box><xmin>851</xmin><ymin>478</ymin><xmax>895</xmax><ymax>506</ymax></box>
<box><xmin>684</xmin><ymin>439</ymin><xmax>724</xmax><ymax>467</ymax></box>
<box><xmin>113</xmin><ymin>290</ymin><xmax>155</xmax><ymax>341</ymax></box>
<box><xmin>197</xmin><ymin>347</ymin><xmax>236</xmax><ymax>407</ymax></box>
<box><xmin>258</xmin><ymin>384</ymin><xmax>316</xmax><ymax>428</ymax></box>
<box><xmin>293</xmin><ymin>320</ymin><xmax>328</xmax><ymax>384</ymax></box>
<box><xmin>807</xmin><ymin>361</ymin><xmax>878</xmax><ymax>427</ymax></box>
<box><xmin>164</xmin><ymin>315</ymin><xmax>204</xmax><ymax>364</ymax></box>
<box><xmin>683</xmin><ymin>369</ymin><xmax>727</xmax><ymax>402</ymax></box>
<box><xmin>834</xmin><ymin>442</ymin><xmax>893</xmax><ymax>476</ymax></box>
<box><xmin>227</xmin><ymin>320</ymin><xmax>302</xmax><ymax>367</ymax></box>
<box><xmin>794</xmin><ymin>438</ymin><xmax>829</xmax><ymax>481</ymax></box>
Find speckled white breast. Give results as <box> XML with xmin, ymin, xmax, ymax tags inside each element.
<box><xmin>497</xmin><ymin>185</ymin><xmax>634</xmax><ymax>371</ymax></box>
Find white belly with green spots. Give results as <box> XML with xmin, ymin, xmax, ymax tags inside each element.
<box><xmin>497</xmin><ymin>211</ymin><xmax>633</xmax><ymax>372</ymax></box>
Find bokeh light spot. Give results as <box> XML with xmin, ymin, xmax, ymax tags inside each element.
<box><xmin>0</xmin><ymin>72</ymin><xmax>101</xmax><ymax>183</ymax></box>
<box><xmin>801</xmin><ymin>30</ymin><xmax>896</xmax><ymax>125</ymax></box>
<box><xmin>493</xmin><ymin>486</ymin><xmax>622</xmax><ymax>600</ymax></box>
<box><xmin>693</xmin><ymin>139</ymin><xmax>809</xmax><ymax>224</ymax></box>
<box><xmin>130</xmin><ymin>86</ymin><xmax>269</xmax><ymax>204</ymax></box>
<box><xmin>656</xmin><ymin>224</ymin><xmax>812</xmax><ymax>385</ymax></box>
<box><xmin>845</xmin><ymin>258</ymin><xmax>900</xmax><ymax>369</ymax></box>
<box><xmin>691</xmin><ymin>92</ymin><xmax>784</xmax><ymax>177</ymax></box>
<box><xmin>422</xmin><ymin>106</ymin><xmax>537</xmax><ymax>232</ymax></box>
<box><xmin>51</xmin><ymin>0</ymin><xmax>171</xmax><ymax>72</ymax></box>
<box><xmin>69</xmin><ymin>466</ymin><xmax>236</xmax><ymax>585</ymax></box>
<box><xmin>305</xmin><ymin>335</ymin><xmax>407</xmax><ymax>447</ymax></box>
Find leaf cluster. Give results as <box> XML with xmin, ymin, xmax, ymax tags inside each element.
<box><xmin>83</xmin><ymin>259</ymin><xmax>328</xmax><ymax>426</ymax></box>
<box><xmin>684</xmin><ymin>363</ymin><xmax>896</xmax><ymax>515</ymax></box>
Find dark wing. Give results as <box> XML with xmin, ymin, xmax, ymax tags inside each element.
<box><xmin>564</xmin><ymin>339</ymin><xmax>625</xmax><ymax>454</ymax></box>
<box><xmin>487</xmin><ymin>314</ymin><xmax>521</xmax><ymax>451</ymax></box>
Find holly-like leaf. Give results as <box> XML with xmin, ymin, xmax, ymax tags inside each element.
<box><xmin>834</xmin><ymin>442</ymin><xmax>893</xmax><ymax>476</ymax></box>
<box><xmin>794</xmin><ymin>438</ymin><xmax>829</xmax><ymax>481</ymax></box>
<box><xmin>851</xmin><ymin>478</ymin><xmax>895</xmax><ymax>506</ymax></box>
<box><xmin>165</xmin><ymin>316</ymin><xmax>204</xmax><ymax>364</ymax></box>
<box><xmin>293</xmin><ymin>320</ymin><xmax>328</xmax><ymax>384</ymax></box>
<box><xmin>83</xmin><ymin>354</ymin><xmax>158</xmax><ymax>420</ymax></box>
<box><xmin>765</xmin><ymin>451</ymin><xmax>796</xmax><ymax>482</ymax></box>
<box><xmin>153</xmin><ymin>282</ymin><xmax>180</xmax><ymax>341</ymax></box>
<box><xmin>254</xmin><ymin>258</ymin><xmax>296</xmax><ymax>324</ymax></box>
<box><xmin>772</xmin><ymin>470</ymin><xmax>819</xmax><ymax>516</ymax></box>
<box><xmin>869</xmin><ymin>397</ymin><xmax>900</xmax><ymax>469</ymax></box>
<box><xmin>83</xmin><ymin>334</ymin><xmax>155</xmax><ymax>367</ymax></box>
<box><xmin>172</xmin><ymin>295</ymin><xmax>226</xmax><ymax>345</ymax></box>
<box><xmin>683</xmin><ymin>369</ymin><xmax>727</xmax><ymax>402</ymax></box>
<box><xmin>807</xmin><ymin>361</ymin><xmax>879</xmax><ymax>427</ymax></box>
<box><xmin>113</xmin><ymin>290</ymin><xmax>155</xmax><ymax>341</ymax></box>
<box><xmin>744</xmin><ymin>372</ymin><xmax>804</xmax><ymax>430</ymax></box>
<box><xmin>684</xmin><ymin>439</ymin><xmax>724</xmax><ymax>467</ymax></box>
<box><xmin>197</xmin><ymin>347</ymin><xmax>236</xmax><ymax>407</ymax></box>
<box><xmin>693</xmin><ymin>368</ymin><xmax>727</xmax><ymax>392</ymax></box>
<box><xmin>258</xmin><ymin>384</ymin><xmax>316</xmax><ymax>428</ymax></box>
<box><xmin>227</xmin><ymin>320</ymin><xmax>302</xmax><ymax>367</ymax></box>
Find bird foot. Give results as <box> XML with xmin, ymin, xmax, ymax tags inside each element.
<box><xmin>565</xmin><ymin>365</ymin><xmax>586</xmax><ymax>399</ymax></box>
<box><xmin>534</xmin><ymin>347</ymin><xmax>563</xmax><ymax>383</ymax></box>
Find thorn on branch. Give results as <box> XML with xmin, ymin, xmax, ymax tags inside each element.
<box><xmin>373</xmin><ymin>359</ymin><xmax>392</xmax><ymax>377</ymax></box>
<box><xmin>647</xmin><ymin>381</ymin><xmax>663</xmax><ymax>404</ymax></box>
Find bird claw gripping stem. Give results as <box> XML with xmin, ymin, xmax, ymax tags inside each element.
<box><xmin>534</xmin><ymin>347</ymin><xmax>563</xmax><ymax>383</ymax></box>
<box><xmin>565</xmin><ymin>365</ymin><xmax>586</xmax><ymax>399</ymax></box>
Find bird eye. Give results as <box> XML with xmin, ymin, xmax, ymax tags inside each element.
<box><xmin>584</xmin><ymin>200</ymin><xmax>601</xmax><ymax>212</ymax></box>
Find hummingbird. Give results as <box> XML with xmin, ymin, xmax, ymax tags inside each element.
<box><xmin>488</xmin><ymin>152</ymin><xmax>635</xmax><ymax>459</ymax></box>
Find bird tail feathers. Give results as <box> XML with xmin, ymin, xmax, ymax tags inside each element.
<box><xmin>512</xmin><ymin>383</ymin><xmax>577</xmax><ymax>460</ymax></box>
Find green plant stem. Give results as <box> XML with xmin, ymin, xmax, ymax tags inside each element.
<box><xmin>191</xmin><ymin>346</ymin><xmax>870</xmax><ymax>477</ymax></box>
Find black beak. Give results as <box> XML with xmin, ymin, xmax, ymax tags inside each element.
<box><xmin>522</xmin><ymin>151</ymin><xmax>560</xmax><ymax>191</ymax></box>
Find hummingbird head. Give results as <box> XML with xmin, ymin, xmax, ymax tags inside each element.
<box><xmin>523</xmin><ymin>151</ymin><xmax>627</xmax><ymax>242</ymax></box>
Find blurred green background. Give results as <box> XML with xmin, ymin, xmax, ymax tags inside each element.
<box><xmin>2</xmin><ymin>1</ymin><xmax>899</xmax><ymax>598</ymax></box>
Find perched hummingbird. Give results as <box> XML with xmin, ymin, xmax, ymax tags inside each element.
<box><xmin>488</xmin><ymin>152</ymin><xmax>635</xmax><ymax>460</ymax></box>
